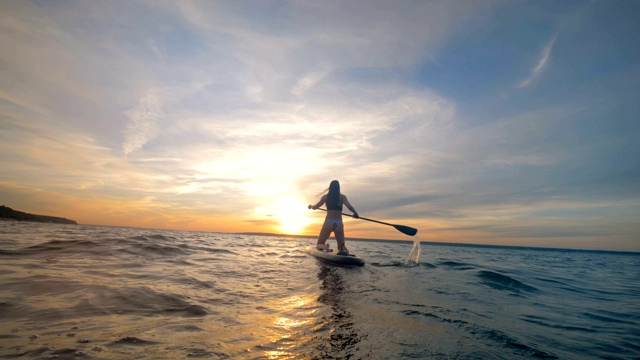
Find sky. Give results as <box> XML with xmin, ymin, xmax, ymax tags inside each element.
<box><xmin>0</xmin><ymin>0</ymin><xmax>638</xmax><ymax>251</ymax></box>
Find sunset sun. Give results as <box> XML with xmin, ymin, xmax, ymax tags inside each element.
<box><xmin>254</xmin><ymin>195</ymin><xmax>315</xmax><ymax>235</ymax></box>
<box><xmin>275</xmin><ymin>196</ymin><xmax>315</xmax><ymax>234</ymax></box>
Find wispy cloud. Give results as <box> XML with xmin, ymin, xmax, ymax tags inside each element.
<box><xmin>518</xmin><ymin>32</ymin><xmax>559</xmax><ymax>89</ymax></box>
<box><xmin>123</xmin><ymin>93</ymin><xmax>164</xmax><ymax>155</ymax></box>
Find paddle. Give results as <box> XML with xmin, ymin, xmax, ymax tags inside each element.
<box><xmin>312</xmin><ymin>207</ymin><xmax>418</xmax><ymax>236</ymax></box>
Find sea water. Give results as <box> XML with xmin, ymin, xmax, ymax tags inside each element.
<box><xmin>0</xmin><ymin>221</ymin><xmax>638</xmax><ymax>359</ymax></box>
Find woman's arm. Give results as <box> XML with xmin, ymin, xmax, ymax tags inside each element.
<box><xmin>309</xmin><ymin>195</ymin><xmax>327</xmax><ymax>210</ymax></box>
<box><xmin>342</xmin><ymin>195</ymin><xmax>359</xmax><ymax>218</ymax></box>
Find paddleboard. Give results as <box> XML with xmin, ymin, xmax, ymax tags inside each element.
<box><xmin>305</xmin><ymin>246</ymin><xmax>365</xmax><ymax>266</ymax></box>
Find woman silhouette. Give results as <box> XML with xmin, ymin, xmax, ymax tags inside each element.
<box><xmin>309</xmin><ymin>180</ymin><xmax>358</xmax><ymax>255</ymax></box>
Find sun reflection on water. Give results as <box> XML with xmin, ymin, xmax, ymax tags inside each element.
<box><xmin>274</xmin><ymin>316</ymin><xmax>309</xmax><ymax>331</ymax></box>
<box><xmin>261</xmin><ymin>294</ymin><xmax>318</xmax><ymax>359</ymax></box>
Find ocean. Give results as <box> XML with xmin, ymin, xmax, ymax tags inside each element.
<box><xmin>0</xmin><ymin>221</ymin><xmax>638</xmax><ymax>359</ymax></box>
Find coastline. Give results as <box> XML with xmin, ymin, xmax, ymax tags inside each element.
<box><xmin>0</xmin><ymin>205</ymin><xmax>77</xmax><ymax>225</ymax></box>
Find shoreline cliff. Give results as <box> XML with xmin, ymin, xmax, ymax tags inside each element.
<box><xmin>0</xmin><ymin>205</ymin><xmax>78</xmax><ymax>225</ymax></box>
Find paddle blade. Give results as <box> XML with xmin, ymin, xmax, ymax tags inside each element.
<box><xmin>394</xmin><ymin>225</ymin><xmax>418</xmax><ymax>236</ymax></box>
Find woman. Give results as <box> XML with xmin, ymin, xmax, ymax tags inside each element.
<box><xmin>308</xmin><ymin>180</ymin><xmax>359</xmax><ymax>255</ymax></box>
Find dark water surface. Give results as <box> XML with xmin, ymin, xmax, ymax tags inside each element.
<box><xmin>0</xmin><ymin>222</ymin><xmax>638</xmax><ymax>359</ymax></box>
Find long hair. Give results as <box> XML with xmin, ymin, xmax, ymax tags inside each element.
<box><xmin>326</xmin><ymin>180</ymin><xmax>340</xmax><ymax>209</ymax></box>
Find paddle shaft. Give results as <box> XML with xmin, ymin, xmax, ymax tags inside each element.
<box><xmin>315</xmin><ymin>208</ymin><xmax>417</xmax><ymax>236</ymax></box>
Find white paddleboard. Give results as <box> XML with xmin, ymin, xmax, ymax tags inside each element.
<box><xmin>305</xmin><ymin>246</ymin><xmax>365</xmax><ymax>266</ymax></box>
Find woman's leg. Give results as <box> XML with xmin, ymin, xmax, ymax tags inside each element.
<box><xmin>316</xmin><ymin>221</ymin><xmax>333</xmax><ymax>250</ymax></box>
<box><xmin>334</xmin><ymin>224</ymin><xmax>348</xmax><ymax>254</ymax></box>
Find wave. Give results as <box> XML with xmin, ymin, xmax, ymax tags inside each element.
<box><xmin>130</xmin><ymin>234</ymin><xmax>177</xmax><ymax>242</ymax></box>
<box><xmin>0</xmin><ymin>236</ymin><xmax>192</xmax><ymax>259</ymax></box>
<box><xmin>91</xmin><ymin>286</ymin><xmax>209</xmax><ymax>318</ymax></box>
<box><xmin>477</xmin><ymin>270</ymin><xmax>539</xmax><ymax>293</ymax></box>
<box><xmin>129</xmin><ymin>243</ymin><xmax>189</xmax><ymax>256</ymax></box>
<box><xmin>438</xmin><ymin>260</ymin><xmax>476</xmax><ymax>270</ymax></box>
<box><xmin>109</xmin><ymin>336</ymin><xmax>161</xmax><ymax>347</ymax></box>
<box><xmin>17</xmin><ymin>239</ymin><xmax>102</xmax><ymax>255</ymax></box>
<box><xmin>192</xmin><ymin>246</ymin><xmax>238</xmax><ymax>255</ymax></box>
<box><xmin>535</xmin><ymin>277</ymin><xmax>569</xmax><ymax>286</ymax></box>
<box><xmin>401</xmin><ymin>309</ymin><xmax>468</xmax><ymax>325</ymax></box>
<box><xmin>583</xmin><ymin>311</ymin><xmax>637</xmax><ymax>325</ymax></box>
<box><xmin>401</xmin><ymin>308</ymin><xmax>557</xmax><ymax>358</ymax></box>
<box><xmin>522</xmin><ymin>315</ymin><xmax>596</xmax><ymax>333</ymax></box>
<box><xmin>476</xmin><ymin>328</ymin><xmax>558</xmax><ymax>359</ymax></box>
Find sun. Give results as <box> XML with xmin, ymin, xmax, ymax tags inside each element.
<box><xmin>255</xmin><ymin>194</ymin><xmax>315</xmax><ymax>235</ymax></box>
<box><xmin>278</xmin><ymin>212</ymin><xmax>311</xmax><ymax>234</ymax></box>
<box><xmin>273</xmin><ymin>195</ymin><xmax>315</xmax><ymax>234</ymax></box>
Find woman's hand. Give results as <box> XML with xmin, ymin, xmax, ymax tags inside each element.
<box><xmin>353</xmin><ymin>212</ymin><xmax>359</xmax><ymax>219</ymax></box>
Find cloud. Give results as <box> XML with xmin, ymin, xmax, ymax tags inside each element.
<box><xmin>292</xmin><ymin>64</ymin><xmax>333</xmax><ymax>97</ymax></box>
<box><xmin>1</xmin><ymin>0</ymin><xmax>638</xmax><ymax>250</ymax></box>
<box><xmin>176</xmin><ymin>0</ymin><xmax>494</xmax><ymax>103</ymax></box>
<box><xmin>122</xmin><ymin>93</ymin><xmax>164</xmax><ymax>155</ymax></box>
<box><xmin>518</xmin><ymin>32</ymin><xmax>559</xmax><ymax>89</ymax></box>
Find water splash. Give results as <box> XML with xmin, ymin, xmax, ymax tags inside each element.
<box><xmin>403</xmin><ymin>236</ymin><xmax>422</xmax><ymax>266</ymax></box>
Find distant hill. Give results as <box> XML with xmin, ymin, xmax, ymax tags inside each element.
<box><xmin>0</xmin><ymin>205</ymin><xmax>77</xmax><ymax>225</ymax></box>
